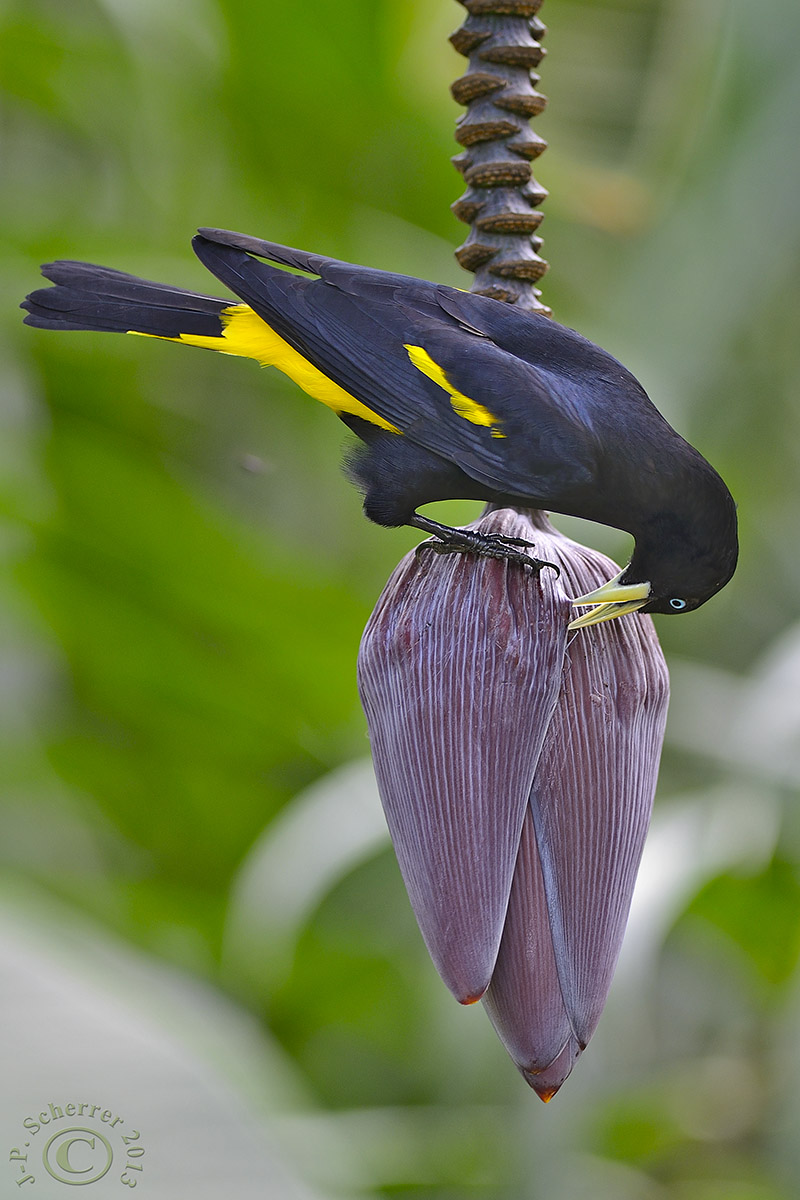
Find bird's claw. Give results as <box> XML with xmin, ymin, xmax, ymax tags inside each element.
<box><xmin>479</xmin><ymin>532</ymin><xmax>536</xmax><ymax>549</ymax></box>
<box><xmin>415</xmin><ymin>530</ymin><xmax>559</xmax><ymax>576</ymax></box>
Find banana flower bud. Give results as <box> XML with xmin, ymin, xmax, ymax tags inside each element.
<box><xmin>358</xmin><ymin>507</ymin><xmax>669</xmax><ymax>1099</ymax></box>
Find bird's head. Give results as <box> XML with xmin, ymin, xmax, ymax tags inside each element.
<box><xmin>568</xmin><ymin>493</ymin><xmax>739</xmax><ymax>630</ymax></box>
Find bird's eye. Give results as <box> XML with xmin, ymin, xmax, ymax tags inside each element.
<box><xmin>669</xmin><ymin>597</ymin><xmax>687</xmax><ymax>610</ymax></box>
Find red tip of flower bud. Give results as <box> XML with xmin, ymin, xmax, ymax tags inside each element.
<box><xmin>522</xmin><ymin>1037</ymin><xmax>582</xmax><ymax>1103</ymax></box>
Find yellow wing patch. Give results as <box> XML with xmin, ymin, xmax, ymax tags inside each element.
<box><xmin>129</xmin><ymin>305</ymin><xmax>399</xmax><ymax>433</ymax></box>
<box><xmin>404</xmin><ymin>344</ymin><xmax>505</xmax><ymax>438</ymax></box>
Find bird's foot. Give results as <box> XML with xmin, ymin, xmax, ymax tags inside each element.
<box><xmin>409</xmin><ymin>515</ymin><xmax>559</xmax><ymax>575</ymax></box>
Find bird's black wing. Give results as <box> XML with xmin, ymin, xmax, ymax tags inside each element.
<box><xmin>435</xmin><ymin>287</ymin><xmax>632</xmax><ymax>380</ymax></box>
<box><xmin>197</xmin><ymin>227</ymin><xmax>433</xmax><ymax>294</ymax></box>
<box><xmin>193</xmin><ymin>232</ymin><xmax>598</xmax><ymax>498</ymax></box>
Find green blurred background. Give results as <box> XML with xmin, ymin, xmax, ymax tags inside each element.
<box><xmin>2</xmin><ymin>0</ymin><xmax>800</xmax><ymax>1195</ymax></box>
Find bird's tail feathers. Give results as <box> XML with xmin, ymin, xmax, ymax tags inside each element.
<box><xmin>21</xmin><ymin>261</ymin><xmax>231</xmax><ymax>340</ymax></box>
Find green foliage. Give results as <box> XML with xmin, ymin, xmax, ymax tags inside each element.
<box><xmin>679</xmin><ymin>859</ymin><xmax>800</xmax><ymax>991</ymax></box>
<box><xmin>2</xmin><ymin>0</ymin><xmax>800</xmax><ymax>1196</ymax></box>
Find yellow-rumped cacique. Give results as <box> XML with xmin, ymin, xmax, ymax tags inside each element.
<box><xmin>22</xmin><ymin>228</ymin><xmax>738</xmax><ymax>627</ymax></box>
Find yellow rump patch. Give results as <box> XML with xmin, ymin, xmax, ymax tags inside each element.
<box><xmin>129</xmin><ymin>305</ymin><xmax>398</xmax><ymax>433</ymax></box>
<box><xmin>404</xmin><ymin>344</ymin><xmax>505</xmax><ymax>438</ymax></box>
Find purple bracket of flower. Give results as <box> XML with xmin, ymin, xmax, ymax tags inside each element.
<box><xmin>358</xmin><ymin>506</ymin><xmax>669</xmax><ymax>1100</ymax></box>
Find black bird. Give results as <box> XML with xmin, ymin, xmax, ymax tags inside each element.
<box><xmin>21</xmin><ymin>228</ymin><xmax>738</xmax><ymax>627</ymax></box>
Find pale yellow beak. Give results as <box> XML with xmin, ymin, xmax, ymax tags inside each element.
<box><xmin>568</xmin><ymin>572</ymin><xmax>651</xmax><ymax>631</ymax></box>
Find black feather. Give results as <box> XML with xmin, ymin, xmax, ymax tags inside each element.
<box><xmin>22</xmin><ymin>262</ymin><xmax>228</xmax><ymax>338</ymax></box>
